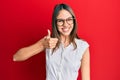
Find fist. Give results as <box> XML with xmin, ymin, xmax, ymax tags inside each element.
<box><xmin>43</xmin><ymin>29</ymin><xmax>58</xmax><ymax>49</ymax></box>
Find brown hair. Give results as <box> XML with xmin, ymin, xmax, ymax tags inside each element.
<box><xmin>51</xmin><ymin>3</ymin><xmax>79</xmax><ymax>51</ymax></box>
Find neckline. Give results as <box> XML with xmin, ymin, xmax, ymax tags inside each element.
<box><xmin>60</xmin><ymin>42</ymin><xmax>72</xmax><ymax>49</ymax></box>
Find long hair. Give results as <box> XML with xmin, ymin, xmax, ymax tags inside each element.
<box><xmin>52</xmin><ymin>3</ymin><xmax>79</xmax><ymax>51</ymax></box>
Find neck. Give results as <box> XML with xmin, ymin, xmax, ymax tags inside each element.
<box><xmin>60</xmin><ymin>35</ymin><xmax>70</xmax><ymax>47</ymax></box>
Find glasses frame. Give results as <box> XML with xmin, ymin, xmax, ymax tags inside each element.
<box><xmin>56</xmin><ymin>17</ymin><xmax>75</xmax><ymax>26</ymax></box>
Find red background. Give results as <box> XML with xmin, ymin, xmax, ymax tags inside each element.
<box><xmin>0</xmin><ymin>0</ymin><xmax>120</xmax><ymax>80</ymax></box>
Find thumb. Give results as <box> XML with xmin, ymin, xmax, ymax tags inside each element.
<box><xmin>47</xmin><ymin>29</ymin><xmax>51</xmax><ymax>39</ymax></box>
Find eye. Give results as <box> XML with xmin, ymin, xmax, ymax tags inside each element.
<box><xmin>67</xmin><ymin>18</ymin><xmax>73</xmax><ymax>21</ymax></box>
<box><xmin>57</xmin><ymin>19</ymin><xmax>63</xmax><ymax>22</ymax></box>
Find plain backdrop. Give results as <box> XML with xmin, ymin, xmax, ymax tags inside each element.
<box><xmin>0</xmin><ymin>0</ymin><xmax>120</xmax><ymax>80</ymax></box>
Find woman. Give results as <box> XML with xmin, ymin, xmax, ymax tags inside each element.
<box><xmin>13</xmin><ymin>3</ymin><xmax>90</xmax><ymax>80</ymax></box>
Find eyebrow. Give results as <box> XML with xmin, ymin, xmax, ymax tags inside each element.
<box><xmin>57</xmin><ymin>17</ymin><xmax>73</xmax><ymax>20</ymax></box>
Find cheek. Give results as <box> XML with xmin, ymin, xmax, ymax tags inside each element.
<box><xmin>70</xmin><ymin>25</ymin><xmax>74</xmax><ymax>30</ymax></box>
<box><xmin>56</xmin><ymin>26</ymin><xmax>61</xmax><ymax>32</ymax></box>
<box><xmin>57</xmin><ymin>26</ymin><xmax>62</xmax><ymax>30</ymax></box>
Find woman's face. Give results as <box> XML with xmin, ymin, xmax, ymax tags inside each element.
<box><xmin>56</xmin><ymin>9</ymin><xmax>74</xmax><ymax>37</ymax></box>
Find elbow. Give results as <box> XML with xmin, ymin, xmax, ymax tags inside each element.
<box><xmin>13</xmin><ymin>48</ymin><xmax>28</xmax><ymax>62</ymax></box>
<box><xmin>13</xmin><ymin>54</ymin><xmax>27</xmax><ymax>62</ymax></box>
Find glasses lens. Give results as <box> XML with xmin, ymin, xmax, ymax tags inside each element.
<box><xmin>56</xmin><ymin>18</ymin><xmax>74</xmax><ymax>26</ymax></box>
<box><xmin>57</xmin><ymin>19</ymin><xmax>64</xmax><ymax>26</ymax></box>
<box><xmin>66</xmin><ymin>18</ymin><xmax>74</xmax><ymax>24</ymax></box>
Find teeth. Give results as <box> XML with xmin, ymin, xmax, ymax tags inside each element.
<box><xmin>62</xmin><ymin>28</ymin><xmax>69</xmax><ymax>32</ymax></box>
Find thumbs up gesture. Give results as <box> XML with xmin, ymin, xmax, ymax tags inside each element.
<box><xmin>43</xmin><ymin>29</ymin><xmax>58</xmax><ymax>49</ymax></box>
<box><xmin>46</xmin><ymin>29</ymin><xmax>51</xmax><ymax>39</ymax></box>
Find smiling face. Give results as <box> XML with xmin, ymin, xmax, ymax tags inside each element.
<box><xmin>52</xmin><ymin>4</ymin><xmax>78</xmax><ymax>50</ymax></box>
<box><xmin>56</xmin><ymin>9</ymin><xmax>74</xmax><ymax>37</ymax></box>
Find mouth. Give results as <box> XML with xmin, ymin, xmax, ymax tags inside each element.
<box><xmin>62</xmin><ymin>28</ymin><xmax>69</xmax><ymax>32</ymax></box>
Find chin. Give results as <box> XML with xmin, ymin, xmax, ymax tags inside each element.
<box><xmin>61</xmin><ymin>32</ymin><xmax>71</xmax><ymax>36</ymax></box>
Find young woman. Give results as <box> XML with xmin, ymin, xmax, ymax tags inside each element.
<box><xmin>13</xmin><ymin>3</ymin><xmax>90</xmax><ymax>80</ymax></box>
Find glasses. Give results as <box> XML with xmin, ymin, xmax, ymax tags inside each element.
<box><xmin>56</xmin><ymin>17</ymin><xmax>75</xmax><ymax>26</ymax></box>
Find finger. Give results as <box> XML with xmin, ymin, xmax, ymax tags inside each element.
<box><xmin>48</xmin><ymin>39</ymin><xmax>58</xmax><ymax>44</ymax></box>
<box><xmin>47</xmin><ymin>29</ymin><xmax>51</xmax><ymax>39</ymax></box>
<box><xmin>49</xmin><ymin>38</ymin><xmax>58</xmax><ymax>42</ymax></box>
<box><xmin>49</xmin><ymin>45</ymin><xmax>55</xmax><ymax>49</ymax></box>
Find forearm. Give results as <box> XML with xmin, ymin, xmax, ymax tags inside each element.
<box><xmin>81</xmin><ymin>64</ymin><xmax>90</xmax><ymax>80</ymax></box>
<box><xmin>13</xmin><ymin>38</ymin><xmax>45</xmax><ymax>61</ymax></box>
<box><xmin>81</xmin><ymin>48</ymin><xmax>90</xmax><ymax>80</ymax></box>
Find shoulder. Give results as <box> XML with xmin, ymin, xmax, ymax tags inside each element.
<box><xmin>75</xmin><ymin>38</ymin><xmax>90</xmax><ymax>56</ymax></box>
<box><xmin>75</xmin><ymin>38</ymin><xmax>89</xmax><ymax>47</ymax></box>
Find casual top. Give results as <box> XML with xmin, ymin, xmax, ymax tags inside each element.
<box><xmin>45</xmin><ymin>38</ymin><xmax>89</xmax><ymax>80</ymax></box>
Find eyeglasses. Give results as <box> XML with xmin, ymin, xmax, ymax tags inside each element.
<box><xmin>56</xmin><ymin>17</ymin><xmax>75</xmax><ymax>26</ymax></box>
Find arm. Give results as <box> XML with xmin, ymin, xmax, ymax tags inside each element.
<box><xmin>13</xmin><ymin>38</ymin><xmax>45</xmax><ymax>61</ymax></box>
<box><xmin>13</xmin><ymin>30</ymin><xmax>58</xmax><ymax>62</ymax></box>
<box><xmin>81</xmin><ymin>48</ymin><xmax>90</xmax><ymax>80</ymax></box>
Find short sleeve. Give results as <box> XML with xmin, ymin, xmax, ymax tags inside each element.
<box><xmin>81</xmin><ymin>40</ymin><xmax>89</xmax><ymax>56</ymax></box>
<box><xmin>46</xmin><ymin>49</ymin><xmax>52</xmax><ymax>60</ymax></box>
<box><xmin>76</xmin><ymin>39</ymin><xmax>90</xmax><ymax>57</ymax></box>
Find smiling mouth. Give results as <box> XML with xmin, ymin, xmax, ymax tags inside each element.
<box><xmin>62</xmin><ymin>28</ymin><xmax>69</xmax><ymax>32</ymax></box>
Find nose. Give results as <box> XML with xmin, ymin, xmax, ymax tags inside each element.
<box><xmin>63</xmin><ymin>20</ymin><xmax>69</xmax><ymax>27</ymax></box>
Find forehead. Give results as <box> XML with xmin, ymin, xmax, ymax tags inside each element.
<box><xmin>57</xmin><ymin>9</ymin><xmax>72</xmax><ymax>19</ymax></box>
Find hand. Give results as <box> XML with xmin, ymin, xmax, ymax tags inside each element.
<box><xmin>43</xmin><ymin>29</ymin><xmax>58</xmax><ymax>49</ymax></box>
